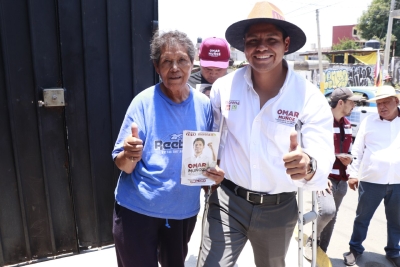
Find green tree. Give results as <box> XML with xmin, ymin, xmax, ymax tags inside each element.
<box><xmin>332</xmin><ymin>37</ymin><xmax>361</xmax><ymax>50</ymax></box>
<box><xmin>358</xmin><ymin>0</ymin><xmax>400</xmax><ymax>56</ymax></box>
<box><xmin>326</xmin><ymin>38</ymin><xmax>361</xmax><ymax>62</ymax></box>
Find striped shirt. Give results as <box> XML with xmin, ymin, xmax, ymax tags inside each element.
<box><xmin>330</xmin><ymin>117</ymin><xmax>352</xmax><ymax>181</ymax></box>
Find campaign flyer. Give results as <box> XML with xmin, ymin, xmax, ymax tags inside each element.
<box><xmin>335</xmin><ymin>153</ymin><xmax>354</xmax><ymax>159</ymax></box>
<box><xmin>181</xmin><ymin>130</ymin><xmax>220</xmax><ymax>186</ymax></box>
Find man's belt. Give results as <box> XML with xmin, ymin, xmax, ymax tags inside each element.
<box><xmin>221</xmin><ymin>179</ymin><xmax>296</xmax><ymax>205</ymax></box>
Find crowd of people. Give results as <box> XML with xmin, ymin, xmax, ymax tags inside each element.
<box><xmin>111</xmin><ymin>1</ymin><xmax>400</xmax><ymax>267</ymax></box>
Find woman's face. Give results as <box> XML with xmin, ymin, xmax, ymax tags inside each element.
<box><xmin>154</xmin><ymin>43</ymin><xmax>193</xmax><ymax>92</ymax></box>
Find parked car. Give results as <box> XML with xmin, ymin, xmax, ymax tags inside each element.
<box><xmin>325</xmin><ymin>87</ymin><xmax>378</xmax><ymax>138</ymax></box>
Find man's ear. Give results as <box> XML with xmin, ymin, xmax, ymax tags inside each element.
<box><xmin>284</xmin><ymin>37</ymin><xmax>290</xmax><ymax>53</ymax></box>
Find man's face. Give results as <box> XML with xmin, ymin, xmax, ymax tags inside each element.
<box><xmin>200</xmin><ymin>67</ymin><xmax>227</xmax><ymax>84</ymax></box>
<box><xmin>376</xmin><ymin>96</ymin><xmax>399</xmax><ymax>121</ymax></box>
<box><xmin>342</xmin><ymin>99</ymin><xmax>356</xmax><ymax>117</ymax></box>
<box><xmin>193</xmin><ymin>141</ymin><xmax>204</xmax><ymax>154</ymax></box>
<box><xmin>244</xmin><ymin>23</ymin><xmax>290</xmax><ymax>73</ymax></box>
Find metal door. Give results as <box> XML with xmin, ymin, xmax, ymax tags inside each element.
<box><xmin>0</xmin><ymin>0</ymin><xmax>158</xmax><ymax>265</ymax></box>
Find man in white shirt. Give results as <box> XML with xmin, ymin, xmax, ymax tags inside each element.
<box><xmin>343</xmin><ymin>86</ymin><xmax>400</xmax><ymax>267</ymax></box>
<box><xmin>198</xmin><ymin>2</ymin><xmax>335</xmax><ymax>267</ymax></box>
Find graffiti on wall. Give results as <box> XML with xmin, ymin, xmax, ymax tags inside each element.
<box><xmin>325</xmin><ymin>69</ymin><xmax>348</xmax><ymax>89</ymax></box>
<box><xmin>309</xmin><ymin>58</ymin><xmax>400</xmax><ymax>89</ymax></box>
<box><xmin>322</xmin><ymin>65</ymin><xmax>374</xmax><ymax>90</ymax></box>
<box><xmin>346</xmin><ymin>66</ymin><xmax>374</xmax><ymax>87</ymax></box>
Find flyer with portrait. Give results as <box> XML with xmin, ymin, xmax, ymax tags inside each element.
<box><xmin>181</xmin><ymin>130</ymin><xmax>220</xmax><ymax>186</ymax></box>
<box><xmin>335</xmin><ymin>153</ymin><xmax>354</xmax><ymax>159</ymax></box>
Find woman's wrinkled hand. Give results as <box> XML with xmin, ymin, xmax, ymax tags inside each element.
<box><xmin>123</xmin><ymin>122</ymin><xmax>143</xmax><ymax>163</ymax></box>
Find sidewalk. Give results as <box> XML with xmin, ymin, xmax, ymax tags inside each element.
<box><xmin>10</xmin><ymin>189</ymin><xmax>391</xmax><ymax>267</ymax></box>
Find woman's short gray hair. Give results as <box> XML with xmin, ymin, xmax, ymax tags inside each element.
<box><xmin>150</xmin><ymin>30</ymin><xmax>195</xmax><ymax>66</ymax></box>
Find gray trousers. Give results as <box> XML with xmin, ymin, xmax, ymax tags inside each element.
<box><xmin>197</xmin><ymin>183</ymin><xmax>298</xmax><ymax>267</ymax></box>
<box><xmin>316</xmin><ymin>178</ymin><xmax>348</xmax><ymax>252</ymax></box>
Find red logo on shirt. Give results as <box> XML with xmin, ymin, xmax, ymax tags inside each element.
<box><xmin>276</xmin><ymin>109</ymin><xmax>300</xmax><ymax>125</ymax></box>
<box><xmin>188</xmin><ymin>163</ymin><xmax>207</xmax><ymax>168</ymax></box>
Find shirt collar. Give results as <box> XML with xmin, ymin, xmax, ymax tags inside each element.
<box><xmin>193</xmin><ymin>153</ymin><xmax>203</xmax><ymax>158</ymax></box>
<box><xmin>334</xmin><ymin>116</ymin><xmax>345</xmax><ymax>125</ymax></box>
<box><xmin>244</xmin><ymin>65</ymin><xmax>253</xmax><ymax>89</ymax></box>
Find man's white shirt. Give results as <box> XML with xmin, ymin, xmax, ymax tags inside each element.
<box><xmin>210</xmin><ymin>62</ymin><xmax>335</xmax><ymax>194</ymax></box>
<box><xmin>347</xmin><ymin>112</ymin><xmax>400</xmax><ymax>184</ymax></box>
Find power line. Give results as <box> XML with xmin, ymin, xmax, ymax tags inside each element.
<box><xmin>287</xmin><ymin>0</ymin><xmax>367</xmax><ymax>19</ymax></box>
<box><xmin>285</xmin><ymin>3</ymin><xmax>320</xmax><ymax>16</ymax></box>
<box><xmin>285</xmin><ymin>0</ymin><xmax>329</xmax><ymax>16</ymax></box>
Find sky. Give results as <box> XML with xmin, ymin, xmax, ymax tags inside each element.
<box><xmin>159</xmin><ymin>0</ymin><xmax>373</xmax><ymax>52</ymax></box>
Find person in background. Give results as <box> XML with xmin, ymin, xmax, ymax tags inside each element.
<box><xmin>197</xmin><ymin>2</ymin><xmax>335</xmax><ymax>266</ymax></box>
<box><xmin>111</xmin><ymin>30</ymin><xmax>224</xmax><ymax>267</ymax></box>
<box><xmin>304</xmin><ymin>87</ymin><xmax>362</xmax><ymax>260</ymax></box>
<box><xmin>383</xmin><ymin>74</ymin><xmax>399</xmax><ymax>88</ymax></box>
<box><xmin>188</xmin><ymin>37</ymin><xmax>230</xmax><ymax>90</ymax></box>
<box><xmin>343</xmin><ymin>86</ymin><xmax>400</xmax><ymax>266</ymax></box>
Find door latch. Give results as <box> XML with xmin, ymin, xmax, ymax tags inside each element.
<box><xmin>38</xmin><ymin>88</ymin><xmax>65</xmax><ymax>107</ymax></box>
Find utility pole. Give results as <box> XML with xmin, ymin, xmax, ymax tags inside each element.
<box><xmin>316</xmin><ymin>9</ymin><xmax>324</xmax><ymax>94</ymax></box>
<box><xmin>383</xmin><ymin>0</ymin><xmax>396</xmax><ymax>75</ymax></box>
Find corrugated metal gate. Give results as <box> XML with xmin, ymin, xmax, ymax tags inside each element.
<box><xmin>0</xmin><ymin>0</ymin><xmax>158</xmax><ymax>265</ymax></box>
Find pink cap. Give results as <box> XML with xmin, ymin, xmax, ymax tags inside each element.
<box><xmin>199</xmin><ymin>37</ymin><xmax>230</xmax><ymax>68</ymax></box>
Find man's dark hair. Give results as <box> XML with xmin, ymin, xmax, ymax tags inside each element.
<box><xmin>330</xmin><ymin>98</ymin><xmax>347</xmax><ymax>108</ymax></box>
<box><xmin>193</xmin><ymin>138</ymin><xmax>205</xmax><ymax>146</ymax></box>
<box><xmin>150</xmin><ymin>30</ymin><xmax>195</xmax><ymax>66</ymax></box>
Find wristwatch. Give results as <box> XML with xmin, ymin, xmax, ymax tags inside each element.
<box><xmin>306</xmin><ymin>155</ymin><xmax>317</xmax><ymax>175</ymax></box>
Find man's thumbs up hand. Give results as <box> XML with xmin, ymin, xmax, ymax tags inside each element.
<box><xmin>289</xmin><ymin>131</ymin><xmax>299</xmax><ymax>152</ymax></box>
<box><xmin>123</xmin><ymin>122</ymin><xmax>143</xmax><ymax>163</ymax></box>
<box><xmin>283</xmin><ymin>130</ymin><xmax>311</xmax><ymax>181</ymax></box>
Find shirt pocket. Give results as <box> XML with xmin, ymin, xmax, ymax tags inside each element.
<box><xmin>265</xmin><ymin>121</ymin><xmax>293</xmax><ymax>157</ymax></box>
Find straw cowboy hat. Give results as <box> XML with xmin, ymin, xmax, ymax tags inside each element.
<box><xmin>225</xmin><ymin>1</ymin><xmax>306</xmax><ymax>54</ymax></box>
<box><xmin>367</xmin><ymin>86</ymin><xmax>400</xmax><ymax>102</ymax></box>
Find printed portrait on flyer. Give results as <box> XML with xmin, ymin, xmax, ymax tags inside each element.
<box><xmin>181</xmin><ymin>130</ymin><xmax>220</xmax><ymax>186</ymax></box>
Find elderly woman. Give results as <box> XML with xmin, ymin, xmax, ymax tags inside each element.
<box><xmin>111</xmin><ymin>30</ymin><xmax>224</xmax><ymax>267</ymax></box>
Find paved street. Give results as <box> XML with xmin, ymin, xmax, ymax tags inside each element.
<box><xmin>10</xmin><ymin>188</ymin><xmax>391</xmax><ymax>267</ymax></box>
<box><xmin>304</xmin><ymin>188</ymin><xmax>389</xmax><ymax>267</ymax></box>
